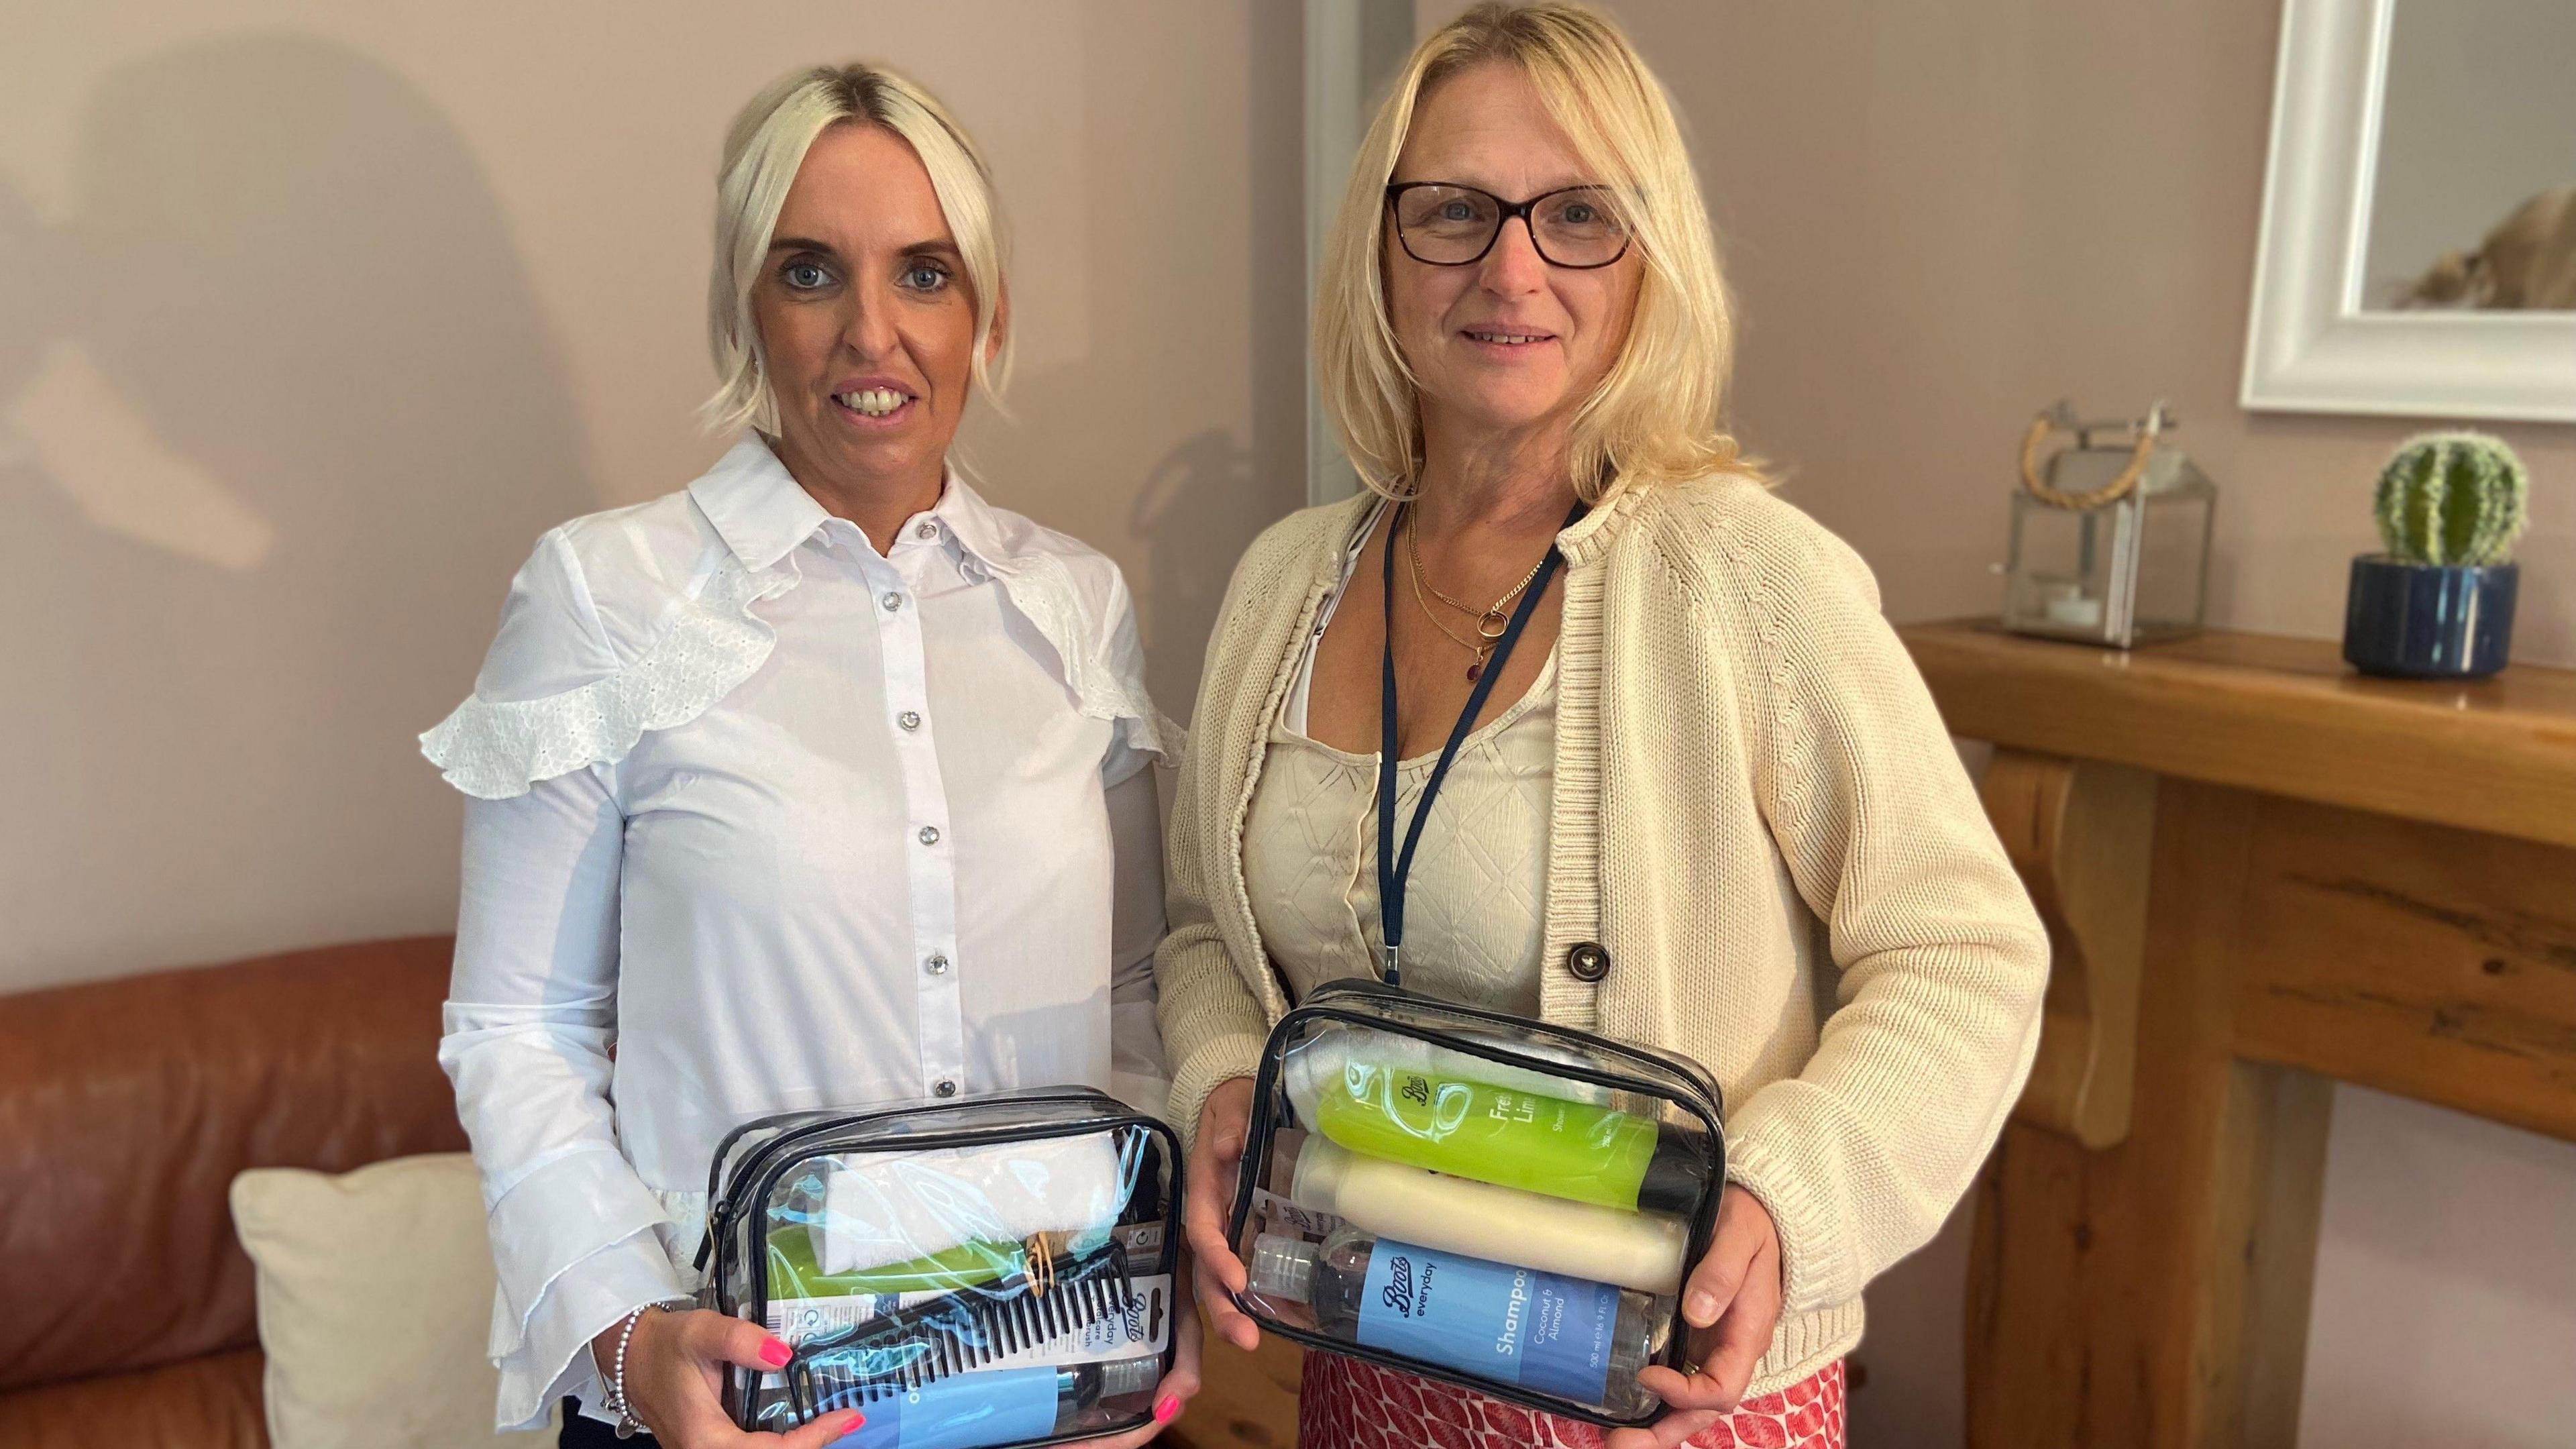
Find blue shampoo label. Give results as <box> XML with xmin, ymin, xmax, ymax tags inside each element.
<box><xmin>1354</xmin><ymin>1240</ymin><xmax>1621</xmax><ymax>1404</ymax></box>
<box><xmin>835</xmin><ymin>1364</ymin><xmax>1059</xmax><ymax>1449</ymax></box>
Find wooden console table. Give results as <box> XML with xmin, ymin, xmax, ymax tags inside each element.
<box><xmin>1900</xmin><ymin>622</ymin><xmax>2576</xmax><ymax>1449</ymax></box>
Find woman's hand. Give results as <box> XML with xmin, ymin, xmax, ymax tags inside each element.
<box><xmin>1183</xmin><ymin>1076</ymin><xmax>1262</xmax><ymax>1352</ymax></box>
<box><xmin>1085</xmin><ymin>1276</ymin><xmax>1203</xmax><ymax>1446</ymax></box>
<box><xmin>590</xmin><ymin>1307</ymin><xmax>861</xmax><ymax>1448</ymax></box>
<box><xmin>1605</xmin><ymin>1185</ymin><xmax>1785</xmax><ymax>1449</ymax></box>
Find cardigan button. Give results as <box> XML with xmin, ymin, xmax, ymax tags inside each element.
<box><xmin>1566</xmin><ymin>942</ymin><xmax>1611</xmax><ymax>983</ymax></box>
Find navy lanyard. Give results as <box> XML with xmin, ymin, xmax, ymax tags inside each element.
<box><xmin>1376</xmin><ymin>501</ymin><xmax>1582</xmax><ymax>988</ymax></box>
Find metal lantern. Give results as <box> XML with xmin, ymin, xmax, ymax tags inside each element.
<box><xmin>1999</xmin><ymin>399</ymin><xmax>2216</xmax><ymax>648</ymax></box>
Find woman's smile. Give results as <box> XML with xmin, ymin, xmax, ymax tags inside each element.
<box><xmin>1457</xmin><ymin>325</ymin><xmax>1560</xmax><ymax>358</ymax></box>
<box><xmin>827</xmin><ymin>375</ymin><xmax>920</xmax><ymax>428</ymax></box>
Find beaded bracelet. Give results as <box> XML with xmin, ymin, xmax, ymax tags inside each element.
<box><xmin>602</xmin><ymin>1299</ymin><xmax>694</xmax><ymax>1440</ymax></box>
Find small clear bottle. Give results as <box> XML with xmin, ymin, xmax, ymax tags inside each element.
<box><xmin>1249</xmin><ymin>1228</ymin><xmax>1666</xmax><ymax>1419</ymax></box>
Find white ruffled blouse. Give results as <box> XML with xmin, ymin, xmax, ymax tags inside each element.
<box><xmin>423</xmin><ymin>437</ymin><xmax>1174</xmax><ymax>1430</ymax></box>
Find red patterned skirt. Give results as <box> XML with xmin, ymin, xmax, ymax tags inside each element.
<box><xmin>1296</xmin><ymin>1351</ymin><xmax>1845</xmax><ymax>1449</ymax></box>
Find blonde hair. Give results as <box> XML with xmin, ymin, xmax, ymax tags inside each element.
<box><xmin>703</xmin><ymin>62</ymin><xmax>1009</xmax><ymax>436</ymax></box>
<box><xmin>1316</xmin><ymin>1</ymin><xmax>1753</xmax><ymax>500</ymax></box>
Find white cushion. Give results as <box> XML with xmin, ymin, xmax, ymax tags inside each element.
<box><xmin>231</xmin><ymin>1153</ymin><xmax>553</xmax><ymax>1448</ymax></box>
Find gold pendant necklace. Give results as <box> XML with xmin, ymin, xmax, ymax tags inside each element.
<box><xmin>1405</xmin><ymin>504</ymin><xmax>1548</xmax><ymax>675</ymax></box>
<box><xmin>1402</xmin><ymin>507</ymin><xmax>1512</xmax><ymax>681</ymax></box>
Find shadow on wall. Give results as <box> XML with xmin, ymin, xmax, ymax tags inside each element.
<box><xmin>0</xmin><ymin>32</ymin><xmax>590</xmax><ymax>981</ymax></box>
<box><xmin>1130</xmin><ymin>427</ymin><xmax>1262</xmax><ymax>710</ymax></box>
<box><xmin>961</xmin><ymin>0</ymin><xmax>1309</xmax><ymax>721</ymax></box>
<box><xmin>976</xmin><ymin>352</ymin><xmax>1283</xmax><ymax>720</ymax></box>
<box><xmin>1130</xmin><ymin>0</ymin><xmax>1309</xmax><ymax>714</ymax></box>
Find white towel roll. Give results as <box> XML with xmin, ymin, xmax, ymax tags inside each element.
<box><xmin>813</xmin><ymin>1134</ymin><xmax>1129</xmax><ymax>1276</ymax></box>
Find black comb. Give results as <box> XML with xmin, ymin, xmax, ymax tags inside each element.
<box><xmin>780</xmin><ymin>1244</ymin><xmax>1138</xmax><ymax>1417</ymax></box>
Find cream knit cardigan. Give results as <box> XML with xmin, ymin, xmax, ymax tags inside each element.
<box><xmin>1155</xmin><ymin>472</ymin><xmax>2049</xmax><ymax>1395</ymax></box>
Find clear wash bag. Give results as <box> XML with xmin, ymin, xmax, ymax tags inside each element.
<box><xmin>700</xmin><ymin>1088</ymin><xmax>1183</xmax><ymax>1448</ymax></box>
<box><xmin>1227</xmin><ymin>979</ymin><xmax>1724</xmax><ymax>1429</ymax></box>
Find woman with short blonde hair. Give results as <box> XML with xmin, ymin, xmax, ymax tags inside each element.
<box><xmin>1162</xmin><ymin>7</ymin><xmax>2047</xmax><ymax>1448</ymax></box>
<box><xmin>703</xmin><ymin>64</ymin><xmax>1012</xmax><ymax>434</ymax></box>
<box><xmin>429</xmin><ymin>60</ymin><xmax>1196</xmax><ymax>1448</ymax></box>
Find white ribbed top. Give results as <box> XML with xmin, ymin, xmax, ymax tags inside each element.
<box><xmin>1244</xmin><ymin>648</ymin><xmax>1556</xmax><ymax>1016</ymax></box>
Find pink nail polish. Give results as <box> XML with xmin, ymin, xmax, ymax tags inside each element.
<box><xmin>759</xmin><ymin>1337</ymin><xmax>793</xmax><ymax>1368</ymax></box>
<box><xmin>1154</xmin><ymin>1395</ymin><xmax>1180</xmax><ymax>1423</ymax></box>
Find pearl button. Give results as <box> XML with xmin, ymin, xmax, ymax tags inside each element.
<box><xmin>881</xmin><ymin>591</ymin><xmax>904</xmax><ymax>612</ymax></box>
<box><xmin>918</xmin><ymin>826</ymin><xmax>941</xmax><ymax>846</ymax></box>
<box><xmin>926</xmin><ymin>953</ymin><xmax>950</xmax><ymax>976</ymax></box>
<box><xmin>934</xmin><ymin>1079</ymin><xmax>959</xmax><ymax>1098</ymax></box>
<box><xmin>916</xmin><ymin>522</ymin><xmax>938</xmax><ymax>541</ymax></box>
<box><xmin>898</xmin><ymin>710</ymin><xmax>922</xmax><ymax>731</ymax></box>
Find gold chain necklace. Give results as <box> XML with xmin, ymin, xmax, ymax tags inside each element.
<box><xmin>1406</xmin><ymin>504</ymin><xmax>1547</xmax><ymax>629</ymax></box>
<box><xmin>1400</xmin><ymin>506</ymin><xmax>1519</xmax><ymax>682</ymax></box>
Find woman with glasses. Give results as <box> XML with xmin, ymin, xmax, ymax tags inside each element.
<box><xmin>1158</xmin><ymin>6</ymin><xmax>2046</xmax><ymax>1448</ymax></box>
<box><xmin>425</xmin><ymin>63</ymin><xmax>1197</xmax><ymax>1448</ymax></box>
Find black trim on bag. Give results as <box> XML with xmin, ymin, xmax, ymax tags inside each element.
<box><xmin>1224</xmin><ymin>983</ymin><xmax>1726</xmax><ymax>1431</ymax></box>
<box><xmin>705</xmin><ymin>1089</ymin><xmax>1185</xmax><ymax>1449</ymax></box>
<box><xmin>1300</xmin><ymin>977</ymin><xmax>1729</xmax><ymax>1110</ymax></box>
<box><xmin>695</xmin><ymin>1109</ymin><xmax>847</xmax><ymax>1273</ymax></box>
<box><xmin>698</xmin><ymin>1088</ymin><xmax>1106</xmax><ymax>1273</ymax></box>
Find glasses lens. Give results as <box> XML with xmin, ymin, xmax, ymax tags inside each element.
<box><xmin>1394</xmin><ymin>185</ymin><xmax>1501</xmax><ymax>263</ymax></box>
<box><xmin>1533</xmin><ymin>189</ymin><xmax>1629</xmax><ymax>267</ymax></box>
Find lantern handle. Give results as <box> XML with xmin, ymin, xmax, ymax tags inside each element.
<box><xmin>2019</xmin><ymin>399</ymin><xmax>2169</xmax><ymax>510</ymax></box>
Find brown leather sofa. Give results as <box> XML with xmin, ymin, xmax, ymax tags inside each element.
<box><xmin>0</xmin><ymin>936</ymin><xmax>465</xmax><ymax>1449</ymax></box>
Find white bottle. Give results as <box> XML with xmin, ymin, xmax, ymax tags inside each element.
<box><xmin>1291</xmin><ymin>1136</ymin><xmax>1689</xmax><ymax>1295</ymax></box>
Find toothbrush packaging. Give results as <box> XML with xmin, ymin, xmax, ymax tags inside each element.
<box><xmin>1227</xmin><ymin>978</ymin><xmax>1724</xmax><ymax>1429</ymax></box>
<box><xmin>702</xmin><ymin>1087</ymin><xmax>1183</xmax><ymax>1448</ymax></box>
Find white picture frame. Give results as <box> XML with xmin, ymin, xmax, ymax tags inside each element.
<box><xmin>2241</xmin><ymin>0</ymin><xmax>2576</xmax><ymax>423</ymax></box>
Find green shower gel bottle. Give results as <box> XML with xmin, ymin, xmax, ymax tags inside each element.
<box><xmin>1307</xmin><ymin>1061</ymin><xmax>1705</xmax><ymax>1214</ymax></box>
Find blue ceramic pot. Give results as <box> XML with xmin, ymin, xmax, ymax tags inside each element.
<box><xmin>2341</xmin><ymin>555</ymin><xmax>2517</xmax><ymax>679</ymax></box>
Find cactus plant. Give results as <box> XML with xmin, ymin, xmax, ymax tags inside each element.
<box><xmin>2373</xmin><ymin>431</ymin><xmax>2530</xmax><ymax>568</ymax></box>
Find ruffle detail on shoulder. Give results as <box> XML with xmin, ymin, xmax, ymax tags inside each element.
<box><xmin>996</xmin><ymin>553</ymin><xmax>1184</xmax><ymax>761</ymax></box>
<box><xmin>421</xmin><ymin>557</ymin><xmax>797</xmax><ymax>800</ymax></box>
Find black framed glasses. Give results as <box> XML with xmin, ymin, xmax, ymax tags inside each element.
<box><xmin>1384</xmin><ymin>182</ymin><xmax>1633</xmax><ymax>269</ymax></box>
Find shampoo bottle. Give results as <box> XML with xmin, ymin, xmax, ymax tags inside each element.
<box><xmin>1247</xmin><ymin>1228</ymin><xmax>1664</xmax><ymax>1419</ymax></box>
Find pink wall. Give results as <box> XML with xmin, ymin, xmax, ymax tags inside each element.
<box><xmin>7</xmin><ymin>1</ymin><xmax>2570</xmax><ymax>1439</ymax></box>
<box><xmin>0</xmin><ymin>1</ymin><xmax>1305</xmax><ymax>990</ymax></box>
<box><xmin>1493</xmin><ymin>2</ymin><xmax>2576</xmax><ymax>1441</ymax></box>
